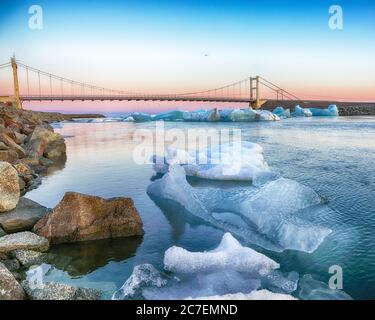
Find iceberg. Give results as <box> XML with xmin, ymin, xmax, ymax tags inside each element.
<box><xmin>130</xmin><ymin>112</ymin><xmax>153</xmax><ymax>122</ymax></box>
<box><xmin>122</xmin><ymin>116</ymin><xmax>135</xmax><ymax>122</ymax></box>
<box><xmin>147</xmin><ymin>164</ymin><xmax>332</xmax><ymax>253</ymax></box>
<box><xmin>273</xmin><ymin>106</ymin><xmax>291</xmax><ymax>119</ymax></box>
<box><xmin>152</xmin><ymin>142</ymin><xmax>270</xmax><ymax>181</ymax></box>
<box><xmin>309</xmin><ymin>105</ymin><xmax>339</xmax><ymax>117</ymax></box>
<box><xmin>298</xmin><ymin>275</ymin><xmax>352</xmax><ymax>300</ymax></box>
<box><xmin>152</xmin><ymin>110</ymin><xmax>186</xmax><ymax>121</ymax></box>
<box><xmin>164</xmin><ymin>233</ymin><xmax>279</xmax><ymax>276</ymax></box>
<box><xmin>257</xmin><ymin>110</ymin><xmax>281</xmax><ymax>121</ymax></box>
<box><xmin>182</xmin><ymin>109</ymin><xmax>221</xmax><ymax>122</ymax></box>
<box><xmin>292</xmin><ymin>105</ymin><xmax>312</xmax><ymax>117</ymax></box>
<box><xmin>229</xmin><ymin>108</ymin><xmax>257</xmax><ymax>122</ymax></box>
<box><xmin>113</xmin><ymin>233</ymin><xmax>299</xmax><ymax>300</ymax></box>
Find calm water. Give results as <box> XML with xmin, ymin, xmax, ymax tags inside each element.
<box><xmin>26</xmin><ymin>116</ymin><xmax>375</xmax><ymax>299</ymax></box>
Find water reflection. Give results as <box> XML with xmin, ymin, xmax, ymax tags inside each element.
<box><xmin>46</xmin><ymin>236</ymin><xmax>143</xmax><ymax>277</ymax></box>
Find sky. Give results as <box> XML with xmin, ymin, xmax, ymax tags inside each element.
<box><xmin>0</xmin><ymin>0</ymin><xmax>374</xmax><ymax>112</ymax></box>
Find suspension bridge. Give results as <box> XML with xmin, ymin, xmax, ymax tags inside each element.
<box><xmin>0</xmin><ymin>56</ymin><xmax>302</xmax><ymax>109</ymax></box>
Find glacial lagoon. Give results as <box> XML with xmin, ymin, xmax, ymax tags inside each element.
<box><xmin>25</xmin><ymin>116</ymin><xmax>375</xmax><ymax>299</ymax></box>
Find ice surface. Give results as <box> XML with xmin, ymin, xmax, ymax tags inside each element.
<box><xmin>229</xmin><ymin>108</ymin><xmax>257</xmax><ymax>122</ymax></box>
<box><xmin>130</xmin><ymin>112</ymin><xmax>153</xmax><ymax>122</ymax></box>
<box><xmin>152</xmin><ymin>142</ymin><xmax>270</xmax><ymax>181</ymax></box>
<box><xmin>258</xmin><ymin>110</ymin><xmax>280</xmax><ymax>121</ymax></box>
<box><xmin>152</xmin><ymin>110</ymin><xmax>186</xmax><ymax>121</ymax></box>
<box><xmin>309</xmin><ymin>105</ymin><xmax>339</xmax><ymax>117</ymax></box>
<box><xmin>186</xmin><ymin>289</ymin><xmax>297</xmax><ymax>300</ymax></box>
<box><xmin>164</xmin><ymin>233</ymin><xmax>279</xmax><ymax>276</ymax></box>
<box><xmin>112</xmin><ymin>264</ymin><xmax>168</xmax><ymax>300</ymax></box>
<box><xmin>298</xmin><ymin>275</ymin><xmax>352</xmax><ymax>300</ymax></box>
<box><xmin>147</xmin><ymin>163</ymin><xmax>332</xmax><ymax>253</ymax></box>
<box><xmin>292</xmin><ymin>105</ymin><xmax>313</xmax><ymax>117</ymax></box>
<box><xmin>113</xmin><ymin>233</ymin><xmax>299</xmax><ymax>300</ymax></box>
<box><xmin>122</xmin><ymin>116</ymin><xmax>135</xmax><ymax>122</ymax></box>
<box><xmin>273</xmin><ymin>106</ymin><xmax>291</xmax><ymax>119</ymax></box>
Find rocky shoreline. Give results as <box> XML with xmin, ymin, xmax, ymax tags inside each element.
<box><xmin>0</xmin><ymin>104</ymin><xmax>143</xmax><ymax>300</ymax></box>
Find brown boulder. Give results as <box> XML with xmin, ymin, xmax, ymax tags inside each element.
<box><xmin>0</xmin><ymin>133</ymin><xmax>26</xmax><ymax>158</ymax></box>
<box><xmin>0</xmin><ymin>161</ymin><xmax>20</xmax><ymax>212</ymax></box>
<box><xmin>25</xmin><ymin>126</ymin><xmax>65</xmax><ymax>160</ymax></box>
<box><xmin>0</xmin><ymin>149</ymin><xmax>18</xmax><ymax>164</ymax></box>
<box><xmin>34</xmin><ymin>192</ymin><xmax>144</xmax><ymax>244</ymax></box>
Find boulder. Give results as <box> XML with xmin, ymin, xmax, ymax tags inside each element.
<box><xmin>13</xmin><ymin>162</ymin><xmax>33</xmax><ymax>175</ymax></box>
<box><xmin>0</xmin><ymin>133</ymin><xmax>26</xmax><ymax>158</ymax></box>
<box><xmin>12</xmin><ymin>249</ymin><xmax>45</xmax><ymax>267</ymax></box>
<box><xmin>1</xmin><ymin>258</ymin><xmax>20</xmax><ymax>272</ymax></box>
<box><xmin>0</xmin><ymin>231</ymin><xmax>49</xmax><ymax>253</ymax></box>
<box><xmin>0</xmin><ymin>161</ymin><xmax>20</xmax><ymax>212</ymax></box>
<box><xmin>22</xmin><ymin>281</ymin><xmax>101</xmax><ymax>300</ymax></box>
<box><xmin>0</xmin><ymin>149</ymin><xmax>18</xmax><ymax>164</ymax></box>
<box><xmin>34</xmin><ymin>192</ymin><xmax>144</xmax><ymax>244</ymax></box>
<box><xmin>0</xmin><ymin>197</ymin><xmax>49</xmax><ymax>233</ymax></box>
<box><xmin>0</xmin><ymin>262</ymin><xmax>26</xmax><ymax>300</ymax></box>
<box><xmin>0</xmin><ymin>141</ymin><xmax>9</xmax><ymax>150</ymax></box>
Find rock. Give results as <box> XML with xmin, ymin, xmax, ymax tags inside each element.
<box><xmin>18</xmin><ymin>177</ymin><xmax>26</xmax><ymax>191</ymax></box>
<box><xmin>0</xmin><ymin>197</ymin><xmax>49</xmax><ymax>233</ymax></box>
<box><xmin>0</xmin><ymin>133</ymin><xmax>26</xmax><ymax>158</ymax></box>
<box><xmin>0</xmin><ymin>149</ymin><xmax>19</xmax><ymax>164</ymax></box>
<box><xmin>0</xmin><ymin>231</ymin><xmax>49</xmax><ymax>254</ymax></box>
<box><xmin>22</xmin><ymin>281</ymin><xmax>102</xmax><ymax>300</ymax></box>
<box><xmin>0</xmin><ymin>262</ymin><xmax>26</xmax><ymax>300</ymax></box>
<box><xmin>0</xmin><ymin>141</ymin><xmax>9</xmax><ymax>150</ymax></box>
<box><xmin>1</xmin><ymin>258</ymin><xmax>20</xmax><ymax>271</ymax></box>
<box><xmin>0</xmin><ymin>161</ymin><xmax>20</xmax><ymax>212</ymax></box>
<box><xmin>44</xmin><ymin>141</ymin><xmax>66</xmax><ymax>159</ymax></box>
<box><xmin>13</xmin><ymin>162</ymin><xmax>33</xmax><ymax>175</ymax></box>
<box><xmin>14</xmin><ymin>132</ymin><xmax>27</xmax><ymax>144</ymax></box>
<box><xmin>12</xmin><ymin>249</ymin><xmax>45</xmax><ymax>267</ymax></box>
<box><xmin>34</xmin><ymin>192</ymin><xmax>144</xmax><ymax>244</ymax></box>
<box><xmin>0</xmin><ymin>226</ymin><xmax>6</xmax><ymax>237</ymax></box>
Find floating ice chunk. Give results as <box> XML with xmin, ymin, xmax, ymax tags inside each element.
<box><xmin>298</xmin><ymin>275</ymin><xmax>352</xmax><ymax>300</ymax></box>
<box><xmin>50</xmin><ymin>122</ymin><xmax>63</xmax><ymax>129</ymax></box>
<box><xmin>218</xmin><ymin>109</ymin><xmax>234</xmax><ymax>121</ymax></box>
<box><xmin>114</xmin><ymin>233</ymin><xmax>299</xmax><ymax>300</ymax></box>
<box><xmin>309</xmin><ymin>105</ymin><xmax>339</xmax><ymax>117</ymax></box>
<box><xmin>257</xmin><ymin>110</ymin><xmax>280</xmax><ymax>121</ymax></box>
<box><xmin>238</xmin><ymin>178</ymin><xmax>332</xmax><ymax>253</ymax></box>
<box><xmin>112</xmin><ymin>264</ymin><xmax>168</xmax><ymax>300</ymax></box>
<box><xmin>148</xmin><ymin>164</ymin><xmax>332</xmax><ymax>253</ymax></box>
<box><xmin>186</xmin><ymin>289</ymin><xmax>297</xmax><ymax>300</ymax></box>
<box><xmin>252</xmin><ymin>170</ymin><xmax>281</xmax><ymax>187</ymax></box>
<box><xmin>262</xmin><ymin>270</ymin><xmax>299</xmax><ymax>294</ymax></box>
<box><xmin>181</xmin><ymin>109</ymin><xmax>221</xmax><ymax>122</ymax></box>
<box><xmin>130</xmin><ymin>112</ymin><xmax>153</xmax><ymax>122</ymax></box>
<box><xmin>152</xmin><ymin>110</ymin><xmax>186</xmax><ymax>121</ymax></box>
<box><xmin>152</xmin><ymin>142</ymin><xmax>269</xmax><ymax>181</ymax></box>
<box><xmin>164</xmin><ymin>233</ymin><xmax>279</xmax><ymax>276</ymax></box>
<box><xmin>292</xmin><ymin>105</ymin><xmax>313</xmax><ymax>117</ymax></box>
<box><xmin>122</xmin><ymin>116</ymin><xmax>135</xmax><ymax>122</ymax></box>
<box><xmin>229</xmin><ymin>108</ymin><xmax>257</xmax><ymax>122</ymax></box>
<box><xmin>273</xmin><ymin>106</ymin><xmax>291</xmax><ymax>119</ymax></box>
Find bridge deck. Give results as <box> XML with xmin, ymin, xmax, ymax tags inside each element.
<box><xmin>20</xmin><ymin>95</ymin><xmax>254</xmax><ymax>103</ymax></box>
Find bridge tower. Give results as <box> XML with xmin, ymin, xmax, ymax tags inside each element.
<box><xmin>11</xmin><ymin>55</ymin><xmax>22</xmax><ymax>108</ymax></box>
<box><xmin>250</xmin><ymin>76</ymin><xmax>265</xmax><ymax>109</ymax></box>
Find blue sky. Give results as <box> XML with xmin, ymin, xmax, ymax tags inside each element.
<box><xmin>0</xmin><ymin>0</ymin><xmax>374</xmax><ymax>111</ymax></box>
